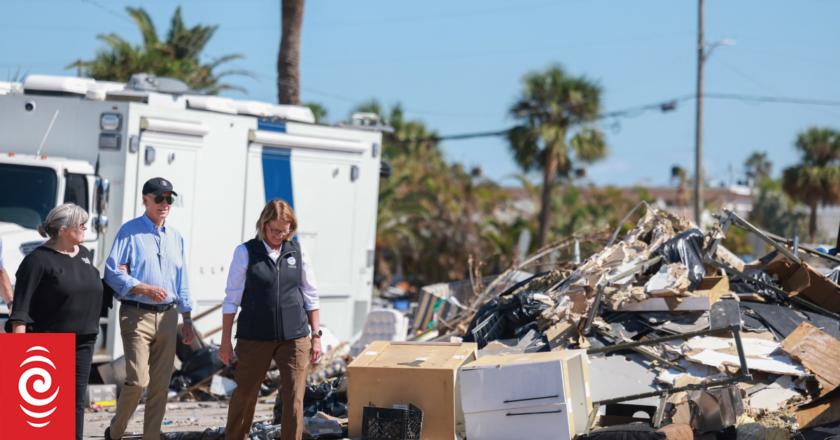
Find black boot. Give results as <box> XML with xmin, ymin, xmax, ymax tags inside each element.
<box><xmin>104</xmin><ymin>427</ymin><xmax>120</xmax><ymax>440</ymax></box>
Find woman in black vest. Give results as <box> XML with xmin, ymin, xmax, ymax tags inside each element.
<box><xmin>220</xmin><ymin>199</ymin><xmax>322</xmax><ymax>440</ymax></box>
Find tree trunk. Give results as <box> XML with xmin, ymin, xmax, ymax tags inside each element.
<box><xmin>809</xmin><ymin>199</ymin><xmax>819</xmax><ymax>244</ymax></box>
<box><xmin>537</xmin><ymin>144</ymin><xmax>558</xmax><ymax>256</ymax></box>
<box><xmin>375</xmin><ymin>249</ymin><xmax>392</xmax><ymax>291</ymax></box>
<box><xmin>277</xmin><ymin>0</ymin><xmax>305</xmax><ymax>105</ymax></box>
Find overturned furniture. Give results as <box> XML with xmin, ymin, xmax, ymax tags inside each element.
<box><xmin>458</xmin><ymin>349</ymin><xmax>591</xmax><ymax>440</ymax></box>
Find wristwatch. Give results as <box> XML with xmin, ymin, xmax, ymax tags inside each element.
<box><xmin>6</xmin><ymin>301</ymin><xmax>13</xmax><ymax>309</ymax></box>
<box><xmin>311</xmin><ymin>329</ymin><xmax>322</xmax><ymax>337</ymax></box>
<box><xmin>183</xmin><ymin>318</ymin><xmax>193</xmax><ymax>324</ymax></box>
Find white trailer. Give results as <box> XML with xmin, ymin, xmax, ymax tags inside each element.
<box><xmin>0</xmin><ymin>74</ymin><xmax>387</xmax><ymax>364</ymax></box>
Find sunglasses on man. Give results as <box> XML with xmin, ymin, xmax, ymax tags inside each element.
<box><xmin>147</xmin><ymin>194</ymin><xmax>176</xmax><ymax>205</ymax></box>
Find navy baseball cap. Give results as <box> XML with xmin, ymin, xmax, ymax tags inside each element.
<box><xmin>142</xmin><ymin>177</ymin><xmax>178</xmax><ymax>196</ymax></box>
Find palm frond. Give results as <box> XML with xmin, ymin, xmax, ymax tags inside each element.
<box><xmin>126</xmin><ymin>7</ymin><xmax>159</xmax><ymax>48</ymax></box>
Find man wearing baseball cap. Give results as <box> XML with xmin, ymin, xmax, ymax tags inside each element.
<box><xmin>103</xmin><ymin>177</ymin><xmax>195</xmax><ymax>440</ymax></box>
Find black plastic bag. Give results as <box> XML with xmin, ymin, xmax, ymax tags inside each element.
<box><xmin>169</xmin><ymin>375</ymin><xmax>191</xmax><ymax>392</ymax></box>
<box><xmin>169</xmin><ymin>346</ymin><xmax>225</xmax><ymax>391</ymax></box>
<box><xmin>500</xmin><ymin>290</ymin><xmax>551</xmax><ymax>327</ymax></box>
<box><xmin>305</xmin><ymin>380</ymin><xmax>338</xmax><ymax>401</ymax></box>
<box><xmin>654</xmin><ymin>229</ymin><xmax>706</xmax><ymax>290</ymax></box>
<box><xmin>273</xmin><ymin>378</ymin><xmax>348</xmax><ymax>423</ymax></box>
<box><xmin>729</xmin><ymin>270</ymin><xmax>785</xmax><ymax>303</ymax></box>
<box><xmin>462</xmin><ymin>271</ymin><xmax>556</xmax><ymax>343</ymax></box>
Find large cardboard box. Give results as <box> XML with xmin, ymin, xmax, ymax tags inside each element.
<box><xmin>347</xmin><ymin>341</ymin><xmax>478</xmax><ymax>440</ymax></box>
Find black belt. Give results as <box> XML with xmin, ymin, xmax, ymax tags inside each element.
<box><xmin>121</xmin><ymin>300</ymin><xmax>176</xmax><ymax>312</ymax></box>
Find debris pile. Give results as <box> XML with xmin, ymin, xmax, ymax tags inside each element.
<box><xmin>403</xmin><ymin>207</ymin><xmax>840</xmax><ymax>439</ymax></box>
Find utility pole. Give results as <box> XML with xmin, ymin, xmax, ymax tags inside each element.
<box><xmin>694</xmin><ymin>0</ymin><xmax>704</xmax><ymax>227</ymax></box>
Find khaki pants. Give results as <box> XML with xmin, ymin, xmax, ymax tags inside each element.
<box><xmin>226</xmin><ymin>337</ymin><xmax>311</xmax><ymax>440</ymax></box>
<box><xmin>110</xmin><ymin>305</ymin><xmax>178</xmax><ymax>440</ymax></box>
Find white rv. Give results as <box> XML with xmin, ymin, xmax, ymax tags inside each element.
<box><xmin>0</xmin><ymin>74</ymin><xmax>387</xmax><ymax>363</ymax></box>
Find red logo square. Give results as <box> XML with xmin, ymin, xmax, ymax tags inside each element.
<box><xmin>0</xmin><ymin>333</ymin><xmax>76</xmax><ymax>439</ymax></box>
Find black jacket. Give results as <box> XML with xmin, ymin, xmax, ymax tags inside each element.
<box><xmin>5</xmin><ymin>246</ymin><xmax>110</xmax><ymax>334</ymax></box>
<box><xmin>235</xmin><ymin>239</ymin><xmax>310</xmax><ymax>341</ymax></box>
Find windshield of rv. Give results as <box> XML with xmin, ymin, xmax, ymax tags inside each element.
<box><xmin>0</xmin><ymin>164</ymin><xmax>58</xmax><ymax>230</ymax></box>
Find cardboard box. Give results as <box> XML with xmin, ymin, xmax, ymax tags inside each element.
<box><xmin>613</xmin><ymin>276</ymin><xmax>730</xmax><ymax>312</ymax></box>
<box><xmin>760</xmin><ymin>259</ymin><xmax>840</xmax><ymax>313</ymax></box>
<box><xmin>458</xmin><ymin>350</ymin><xmax>591</xmax><ymax>440</ymax></box>
<box><xmin>347</xmin><ymin>341</ymin><xmax>477</xmax><ymax>440</ymax></box>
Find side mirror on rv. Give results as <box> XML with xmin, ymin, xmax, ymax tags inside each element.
<box><xmin>94</xmin><ymin>178</ymin><xmax>110</xmax><ymax>234</ymax></box>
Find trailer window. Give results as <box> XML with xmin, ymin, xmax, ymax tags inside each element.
<box><xmin>0</xmin><ymin>164</ymin><xmax>58</xmax><ymax>230</ymax></box>
<box><xmin>64</xmin><ymin>173</ymin><xmax>88</xmax><ymax>212</ymax></box>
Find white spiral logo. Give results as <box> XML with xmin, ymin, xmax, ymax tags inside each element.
<box><xmin>18</xmin><ymin>346</ymin><xmax>60</xmax><ymax>428</ymax></box>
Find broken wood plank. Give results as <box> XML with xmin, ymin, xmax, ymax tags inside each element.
<box><xmin>203</xmin><ymin>319</ymin><xmax>237</xmax><ymax>338</ymax></box>
<box><xmin>715</xmin><ymin>244</ymin><xmax>745</xmax><ymax>272</ymax></box>
<box><xmin>192</xmin><ymin>303</ymin><xmax>223</xmax><ymax>322</ymax></box>
<box><xmin>794</xmin><ymin>396</ymin><xmax>840</xmax><ymax>429</ymax></box>
<box><xmin>610</xmin><ymin>276</ymin><xmax>729</xmax><ymax>312</ymax></box>
<box><xmin>546</xmin><ymin>319</ymin><xmax>581</xmax><ymax>351</ymax></box>
<box><xmin>780</xmin><ymin>322</ymin><xmax>840</xmax><ymax>393</ymax></box>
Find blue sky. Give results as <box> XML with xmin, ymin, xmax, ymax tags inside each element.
<box><xmin>3</xmin><ymin>0</ymin><xmax>839</xmax><ymax>188</ymax></box>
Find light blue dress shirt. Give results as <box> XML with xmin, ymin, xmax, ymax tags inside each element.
<box><xmin>104</xmin><ymin>213</ymin><xmax>192</xmax><ymax>313</ymax></box>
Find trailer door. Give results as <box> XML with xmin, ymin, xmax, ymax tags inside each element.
<box><xmin>246</xmin><ymin>127</ymin><xmax>366</xmax><ymax>339</ymax></box>
<box><xmin>134</xmin><ymin>117</ymin><xmax>208</xmax><ymax>262</ymax></box>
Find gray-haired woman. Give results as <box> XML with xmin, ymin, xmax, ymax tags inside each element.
<box><xmin>6</xmin><ymin>203</ymin><xmax>108</xmax><ymax>440</ymax></box>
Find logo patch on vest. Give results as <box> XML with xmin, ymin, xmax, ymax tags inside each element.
<box><xmin>287</xmin><ymin>256</ymin><xmax>296</xmax><ymax>267</ymax></box>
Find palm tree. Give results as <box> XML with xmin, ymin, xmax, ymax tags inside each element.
<box><xmin>277</xmin><ymin>0</ymin><xmax>305</xmax><ymax>104</ymax></box>
<box><xmin>304</xmin><ymin>102</ymin><xmax>328</xmax><ymax>124</ymax></box>
<box><xmin>745</xmin><ymin>151</ymin><xmax>772</xmax><ymax>187</ymax></box>
<box><xmin>782</xmin><ymin>127</ymin><xmax>840</xmax><ymax>243</ymax></box>
<box><xmin>507</xmin><ymin>64</ymin><xmax>607</xmax><ymax>251</ymax></box>
<box><xmin>73</xmin><ymin>7</ymin><xmax>250</xmax><ymax>94</ymax></box>
<box><xmin>354</xmin><ymin>100</ymin><xmax>513</xmax><ymax>284</ymax></box>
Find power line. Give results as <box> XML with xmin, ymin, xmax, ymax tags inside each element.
<box><xmin>704</xmin><ymin>93</ymin><xmax>840</xmax><ymax>107</ymax></box>
<box><xmin>398</xmin><ymin>96</ymin><xmax>689</xmax><ymax>143</ymax></box>
<box><xmin>710</xmin><ymin>56</ymin><xmax>840</xmax><ymax>119</ymax></box>
<box><xmin>398</xmin><ymin>92</ymin><xmax>840</xmax><ymax>143</ymax></box>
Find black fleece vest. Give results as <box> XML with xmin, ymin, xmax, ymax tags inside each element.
<box><xmin>235</xmin><ymin>239</ymin><xmax>309</xmax><ymax>342</ymax></box>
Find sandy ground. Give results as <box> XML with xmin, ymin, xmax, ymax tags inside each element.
<box><xmin>83</xmin><ymin>401</ymin><xmax>276</xmax><ymax>439</ymax></box>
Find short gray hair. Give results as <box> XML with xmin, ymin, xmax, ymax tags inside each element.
<box><xmin>37</xmin><ymin>203</ymin><xmax>89</xmax><ymax>239</ymax></box>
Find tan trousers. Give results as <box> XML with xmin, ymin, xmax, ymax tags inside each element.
<box><xmin>110</xmin><ymin>305</ymin><xmax>178</xmax><ymax>440</ymax></box>
<box><xmin>226</xmin><ymin>337</ymin><xmax>311</xmax><ymax>440</ymax></box>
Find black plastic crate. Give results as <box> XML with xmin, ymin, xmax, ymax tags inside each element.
<box><xmin>361</xmin><ymin>402</ymin><xmax>423</xmax><ymax>440</ymax></box>
<box><xmin>471</xmin><ymin>311</ymin><xmax>504</xmax><ymax>349</ymax></box>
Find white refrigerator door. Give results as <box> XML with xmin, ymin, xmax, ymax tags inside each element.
<box><xmin>465</xmin><ymin>404</ymin><xmax>572</xmax><ymax>440</ymax></box>
<box><xmin>459</xmin><ymin>360</ymin><xmax>566</xmax><ymax>413</ymax></box>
